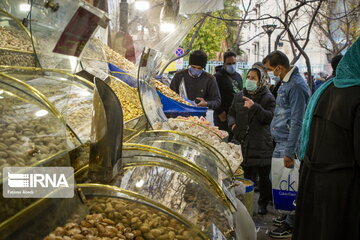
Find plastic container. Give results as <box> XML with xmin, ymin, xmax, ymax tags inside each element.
<box><xmin>234</xmin><ymin>177</ymin><xmax>254</xmax><ymax>216</ymax></box>
<box><xmin>157</xmin><ymin>90</ymin><xmax>207</xmax><ymax>117</ymax></box>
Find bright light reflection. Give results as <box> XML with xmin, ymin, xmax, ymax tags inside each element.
<box><xmin>135</xmin><ymin>179</ymin><xmax>144</xmax><ymax>188</ymax></box>
<box><xmin>19</xmin><ymin>3</ymin><xmax>31</xmax><ymax>12</ymax></box>
<box><xmin>135</xmin><ymin>1</ymin><xmax>150</xmax><ymax>11</ymax></box>
<box><xmin>79</xmin><ymin>90</ymin><xmax>91</xmax><ymax>97</ymax></box>
<box><xmin>69</xmin><ymin>56</ymin><xmax>78</xmax><ymax>72</ymax></box>
<box><xmin>35</xmin><ymin>110</ymin><xmax>48</xmax><ymax>117</ymax></box>
<box><xmin>160</xmin><ymin>23</ymin><xmax>175</xmax><ymax>33</ymax></box>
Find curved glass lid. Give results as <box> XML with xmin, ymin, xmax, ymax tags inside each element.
<box><xmin>119</xmin><ymin>149</ymin><xmax>234</xmax><ymax>237</ymax></box>
<box><xmin>0</xmin><ymin>73</ymin><xmax>72</xmax><ymax>176</ymax></box>
<box><xmin>158</xmin><ymin>124</ymin><xmax>242</xmax><ymax>173</ymax></box>
<box><xmin>168</xmin><ymin>118</ymin><xmax>227</xmax><ymax>140</ymax></box>
<box><xmin>1</xmin><ymin>67</ymin><xmax>93</xmax><ymax>143</ymax></box>
<box><xmin>78</xmin><ymin>184</ymin><xmax>208</xmax><ymax>240</ymax></box>
<box><xmin>125</xmin><ymin>133</ymin><xmax>232</xmax><ymax>182</ymax></box>
<box><xmin>129</xmin><ymin>130</ymin><xmax>233</xmax><ymax>176</ymax></box>
<box><xmin>137</xmin><ymin>48</ymin><xmax>169</xmax><ymax>130</ymax></box>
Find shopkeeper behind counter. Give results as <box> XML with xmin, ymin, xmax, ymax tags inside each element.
<box><xmin>170</xmin><ymin>50</ymin><xmax>221</xmax><ymax>109</ymax></box>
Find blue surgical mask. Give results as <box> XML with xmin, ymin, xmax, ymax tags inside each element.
<box><xmin>188</xmin><ymin>67</ymin><xmax>203</xmax><ymax>78</ymax></box>
<box><xmin>225</xmin><ymin>64</ymin><xmax>237</xmax><ymax>74</ymax></box>
<box><xmin>245</xmin><ymin>79</ymin><xmax>258</xmax><ymax>91</ymax></box>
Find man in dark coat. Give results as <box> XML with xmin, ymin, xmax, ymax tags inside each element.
<box><xmin>213</xmin><ymin>51</ymin><xmax>243</xmax><ymax>134</ymax></box>
<box><xmin>293</xmin><ymin>38</ymin><xmax>360</xmax><ymax>240</ymax></box>
<box><xmin>170</xmin><ymin>50</ymin><xmax>221</xmax><ymax>109</ymax></box>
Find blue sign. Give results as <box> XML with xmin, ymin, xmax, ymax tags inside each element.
<box><xmin>175</xmin><ymin>48</ymin><xmax>184</xmax><ymax>57</ymax></box>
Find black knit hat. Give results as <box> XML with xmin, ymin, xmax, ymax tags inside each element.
<box><xmin>189</xmin><ymin>50</ymin><xmax>208</xmax><ymax>68</ymax></box>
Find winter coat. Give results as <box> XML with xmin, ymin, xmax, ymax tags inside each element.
<box><xmin>293</xmin><ymin>37</ymin><xmax>360</xmax><ymax>240</ymax></box>
<box><xmin>228</xmin><ymin>86</ymin><xmax>275</xmax><ymax>167</ymax></box>
<box><xmin>213</xmin><ymin>67</ymin><xmax>243</xmax><ymax>115</ymax></box>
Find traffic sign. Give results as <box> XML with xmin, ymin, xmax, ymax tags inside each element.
<box><xmin>175</xmin><ymin>47</ymin><xmax>184</xmax><ymax>57</ymax></box>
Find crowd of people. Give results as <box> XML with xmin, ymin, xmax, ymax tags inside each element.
<box><xmin>170</xmin><ymin>37</ymin><xmax>360</xmax><ymax>239</ymax></box>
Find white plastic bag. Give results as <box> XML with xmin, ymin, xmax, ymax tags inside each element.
<box><xmin>271</xmin><ymin>157</ymin><xmax>300</xmax><ymax>214</ymax></box>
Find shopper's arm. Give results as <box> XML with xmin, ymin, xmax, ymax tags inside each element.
<box><xmin>205</xmin><ymin>77</ymin><xmax>221</xmax><ymax>110</ymax></box>
<box><xmin>169</xmin><ymin>73</ymin><xmax>181</xmax><ymax>94</ymax></box>
<box><xmin>227</xmin><ymin>95</ymin><xmax>237</xmax><ymax>129</ymax></box>
<box><xmin>284</xmin><ymin>85</ymin><xmax>309</xmax><ymax>158</ymax></box>
<box><xmin>213</xmin><ymin>74</ymin><xmax>225</xmax><ymax>114</ymax></box>
<box><xmin>252</xmin><ymin>94</ymin><xmax>275</xmax><ymax>124</ymax></box>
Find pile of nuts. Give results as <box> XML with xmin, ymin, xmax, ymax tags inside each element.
<box><xmin>0</xmin><ymin>93</ymin><xmax>69</xmax><ymax>173</ymax></box>
<box><xmin>0</xmin><ymin>26</ymin><xmax>33</xmax><ymax>52</ymax></box>
<box><xmin>152</xmin><ymin>80</ymin><xmax>193</xmax><ymax>106</ymax></box>
<box><xmin>100</xmin><ymin>41</ymin><xmax>136</xmax><ymax>73</ymax></box>
<box><xmin>45</xmin><ymin>197</ymin><xmax>203</xmax><ymax>240</ymax></box>
<box><xmin>167</xmin><ymin>119</ymin><xmax>243</xmax><ymax>172</ymax></box>
<box><xmin>0</xmin><ymin>50</ymin><xmax>36</xmax><ymax>67</ymax></box>
<box><xmin>108</xmin><ymin>79</ymin><xmax>143</xmax><ymax>122</ymax></box>
<box><xmin>0</xmin><ymin>26</ymin><xmax>36</xmax><ymax>67</ymax></box>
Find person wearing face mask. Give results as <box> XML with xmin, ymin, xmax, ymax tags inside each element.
<box><xmin>262</xmin><ymin>51</ymin><xmax>310</xmax><ymax>239</ymax></box>
<box><xmin>227</xmin><ymin>67</ymin><xmax>275</xmax><ymax>215</ymax></box>
<box><xmin>170</xmin><ymin>50</ymin><xmax>221</xmax><ymax>109</ymax></box>
<box><xmin>213</xmin><ymin>51</ymin><xmax>243</xmax><ymax>136</ymax></box>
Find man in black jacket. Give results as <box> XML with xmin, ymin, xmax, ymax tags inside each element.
<box><xmin>213</xmin><ymin>51</ymin><xmax>243</xmax><ymax>133</ymax></box>
<box><xmin>170</xmin><ymin>50</ymin><xmax>221</xmax><ymax>109</ymax></box>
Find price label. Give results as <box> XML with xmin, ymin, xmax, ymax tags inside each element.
<box><xmin>222</xmin><ymin>182</ymin><xmax>238</xmax><ymax>210</ymax></box>
<box><xmin>211</xmin><ymin>224</ymin><xmax>227</xmax><ymax>240</ymax></box>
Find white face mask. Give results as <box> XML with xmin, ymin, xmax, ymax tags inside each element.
<box><xmin>245</xmin><ymin>79</ymin><xmax>258</xmax><ymax>91</ymax></box>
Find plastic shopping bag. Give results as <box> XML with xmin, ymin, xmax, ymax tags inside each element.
<box><xmin>271</xmin><ymin>157</ymin><xmax>300</xmax><ymax>214</ymax></box>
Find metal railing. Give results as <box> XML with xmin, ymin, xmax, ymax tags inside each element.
<box><xmin>177</xmin><ymin>61</ymin><xmax>251</xmax><ymax>74</ymax></box>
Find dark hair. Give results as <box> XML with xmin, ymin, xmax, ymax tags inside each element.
<box><xmin>189</xmin><ymin>50</ymin><xmax>208</xmax><ymax>68</ymax></box>
<box><xmin>223</xmin><ymin>51</ymin><xmax>236</xmax><ymax>62</ymax></box>
<box><xmin>248</xmin><ymin>68</ymin><xmax>261</xmax><ymax>81</ymax></box>
<box><xmin>262</xmin><ymin>50</ymin><xmax>290</xmax><ymax>69</ymax></box>
<box><xmin>331</xmin><ymin>54</ymin><xmax>343</xmax><ymax>73</ymax></box>
<box><xmin>252</xmin><ymin>62</ymin><xmax>266</xmax><ymax>72</ymax></box>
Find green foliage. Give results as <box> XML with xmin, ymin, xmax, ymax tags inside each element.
<box><xmin>182</xmin><ymin>0</ymin><xmax>242</xmax><ymax>60</ymax></box>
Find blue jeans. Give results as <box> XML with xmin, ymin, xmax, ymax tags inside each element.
<box><xmin>273</xmin><ymin>141</ymin><xmax>295</xmax><ymax>228</ymax></box>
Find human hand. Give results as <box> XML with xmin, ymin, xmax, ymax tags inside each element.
<box><xmin>196</xmin><ymin>97</ymin><xmax>208</xmax><ymax>107</ymax></box>
<box><xmin>284</xmin><ymin>155</ymin><xmax>295</xmax><ymax>168</ymax></box>
<box><xmin>243</xmin><ymin>96</ymin><xmax>254</xmax><ymax>109</ymax></box>
<box><xmin>218</xmin><ymin>111</ymin><xmax>227</xmax><ymax>121</ymax></box>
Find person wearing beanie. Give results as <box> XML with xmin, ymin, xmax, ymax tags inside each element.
<box><xmin>170</xmin><ymin>50</ymin><xmax>221</xmax><ymax>109</ymax></box>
